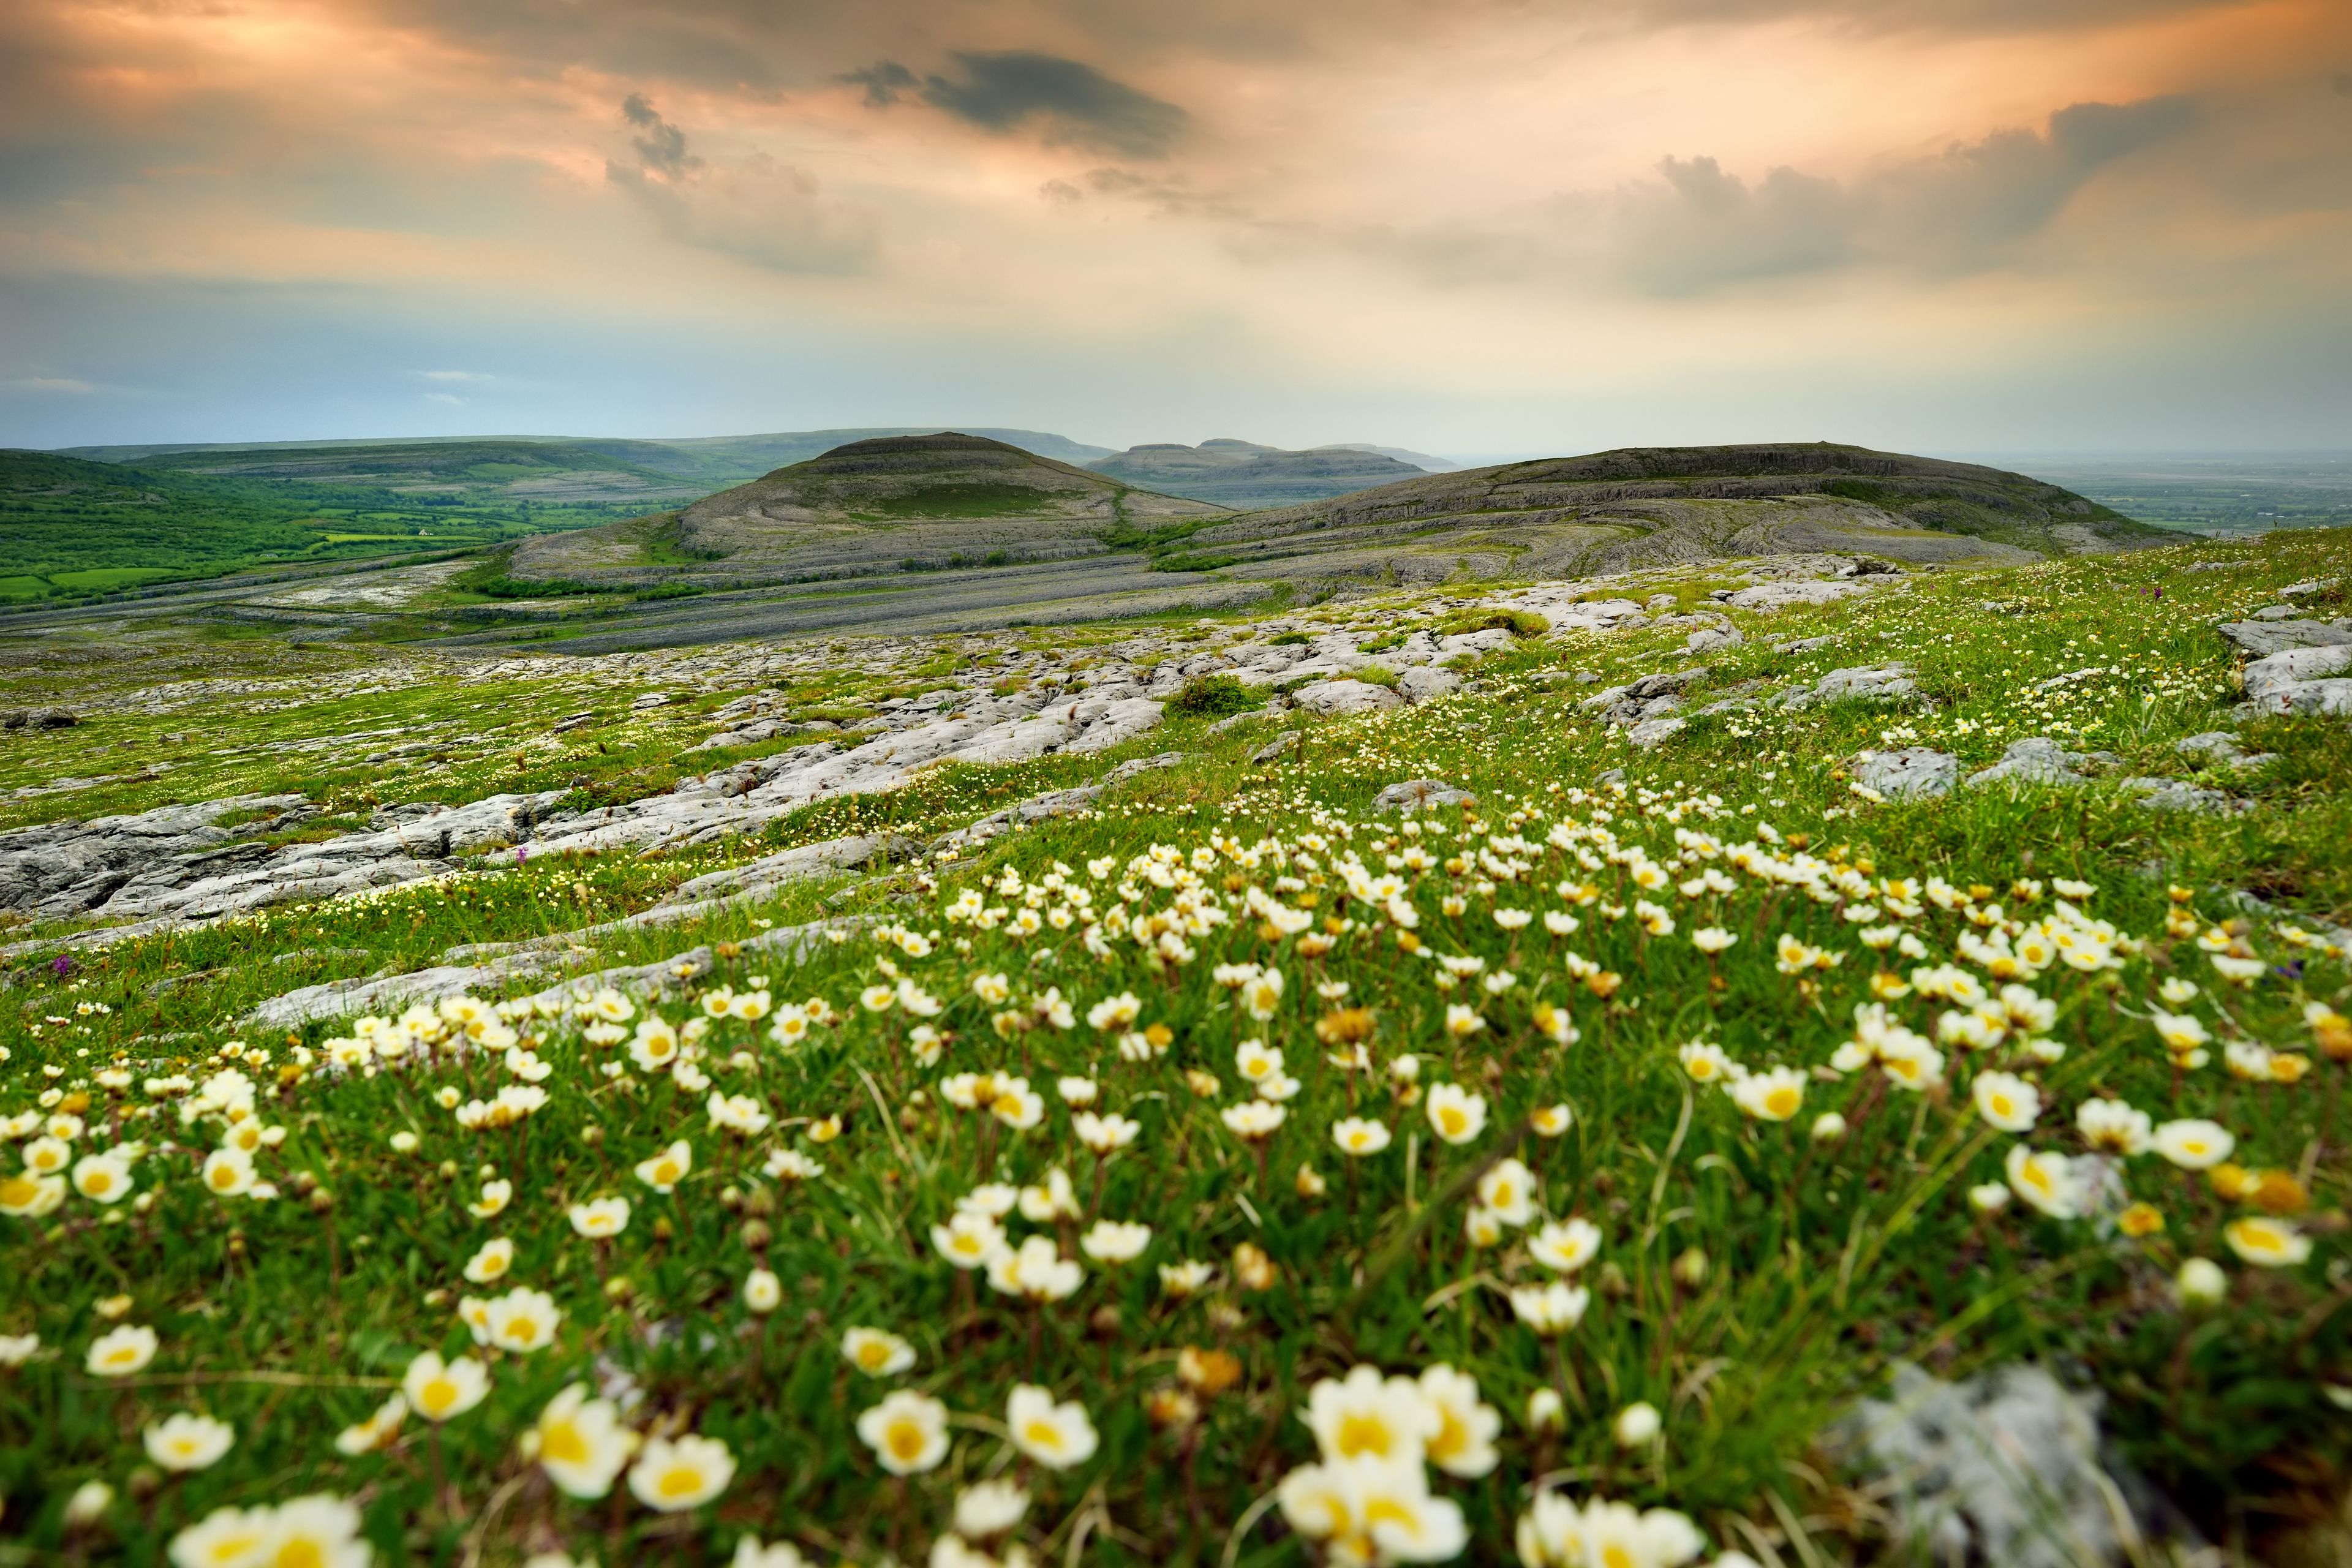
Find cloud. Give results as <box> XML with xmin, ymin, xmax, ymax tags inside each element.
<box><xmin>605</xmin><ymin>96</ymin><xmax>878</xmax><ymax>275</ymax></box>
<box><xmin>849</xmin><ymin>50</ymin><xmax>1188</xmax><ymax>159</ymax></box>
<box><xmin>423</xmin><ymin>391</ymin><xmax>466</xmax><ymax>406</ymax></box>
<box><xmin>9</xmin><ymin>376</ymin><xmax>95</xmax><ymax>394</ymax></box>
<box><xmin>419</xmin><ymin>369</ymin><xmax>491</xmax><ymax>383</ymax></box>
<box><xmin>1602</xmin><ymin>96</ymin><xmax>2198</xmax><ymax>292</ymax></box>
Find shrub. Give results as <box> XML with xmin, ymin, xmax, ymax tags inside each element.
<box><xmin>1269</xmin><ymin>631</ymin><xmax>1310</xmax><ymax>646</ymax></box>
<box><xmin>1357</xmin><ymin>631</ymin><xmax>1406</xmax><ymax>654</ymax></box>
<box><xmin>1437</xmin><ymin>607</ymin><xmax>1549</xmax><ymax>638</ymax></box>
<box><xmin>1167</xmin><ymin>674</ymin><xmax>1262</xmax><ymax>717</ymax></box>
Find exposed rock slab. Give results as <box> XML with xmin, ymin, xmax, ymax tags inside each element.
<box><xmin>1372</xmin><ymin>779</ymin><xmax>1474</xmax><ymax>812</ymax></box>
<box><xmin>1854</xmin><ymin>747</ymin><xmax>1958</xmax><ymax>801</ymax></box>
<box><xmin>1966</xmin><ymin>737</ymin><xmax>2117</xmax><ymax>788</ymax></box>
<box><xmin>1292</xmin><ymin>680</ymin><xmax>1403</xmax><ymax>716</ymax></box>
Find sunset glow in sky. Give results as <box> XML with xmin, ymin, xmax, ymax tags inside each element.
<box><xmin>3</xmin><ymin>0</ymin><xmax>2348</xmax><ymax>453</ymax></box>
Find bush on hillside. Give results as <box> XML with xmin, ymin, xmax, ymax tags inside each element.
<box><xmin>1167</xmin><ymin>674</ymin><xmax>1262</xmax><ymax>717</ymax></box>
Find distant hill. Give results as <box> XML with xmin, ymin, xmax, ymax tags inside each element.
<box><xmin>1086</xmin><ymin>440</ymin><xmax>1426</xmax><ymax>508</ymax></box>
<box><xmin>1158</xmin><ymin>442</ymin><xmax>2174</xmax><ymax>584</ymax></box>
<box><xmin>507</xmin><ymin>432</ymin><xmax>1222</xmax><ymax>587</ymax></box>
<box><xmin>0</xmin><ymin>450</ymin><xmax>317</xmax><ymax>594</ymax></box>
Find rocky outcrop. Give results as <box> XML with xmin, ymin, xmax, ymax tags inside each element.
<box><xmin>1965</xmin><ymin>737</ymin><xmax>2119</xmax><ymax>788</ymax></box>
<box><xmin>1782</xmin><ymin>665</ymin><xmax>1919</xmax><ymax>709</ymax></box>
<box><xmin>1373</xmin><ymin>779</ymin><xmax>1474</xmax><ymax>812</ymax></box>
<box><xmin>1292</xmin><ymin>680</ymin><xmax>1403</xmax><ymax>716</ymax></box>
<box><xmin>1853</xmin><ymin>748</ymin><xmax>1958</xmax><ymax>801</ymax></box>
<box><xmin>0</xmin><ymin>794</ymin><xmax>316</xmax><ymax>921</ymax></box>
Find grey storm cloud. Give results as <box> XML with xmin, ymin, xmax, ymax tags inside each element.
<box><xmin>620</xmin><ymin>93</ymin><xmax>699</xmax><ymax>178</ymax></box>
<box><xmin>843</xmin><ymin>50</ymin><xmax>1188</xmax><ymax>159</ymax></box>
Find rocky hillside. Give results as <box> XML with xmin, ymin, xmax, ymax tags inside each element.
<box><xmin>1085</xmin><ymin>439</ymin><xmax>1426</xmax><ymax>508</ymax></box>
<box><xmin>507</xmin><ymin>432</ymin><xmax>1221</xmax><ymax>587</ymax></box>
<box><xmin>1180</xmin><ymin>442</ymin><xmax>2172</xmax><ymax>584</ymax></box>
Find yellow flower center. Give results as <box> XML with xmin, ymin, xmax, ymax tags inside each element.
<box><xmin>1765</xmin><ymin>1087</ymin><xmax>1800</xmax><ymax>1118</ymax></box>
<box><xmin>657</xmin><ymin>1465</ymin><xmax>704</xmax><ymax>1499</ymax></box>
<box><xmin>273</xmin><ymin>1537</ymin><xmax>327</xmax><ymax>1568</ymax></box>
<box><xmin>1439</xmin><ymin>1109</ymin><xmax>1466</xmax><ymax>1136</ymax></box>
<box><xmin>541</xmin><ymin>1419</ymin><xmax>590</xmax><ymax>1465</ymax></box>
<box><xmin>421</xmin><ymin>1379</ymin><xmax>457</xmax><ymax>1415</ymax></box>
<box><xmin>1602</xmin><ymin>1547</ymin><xmax>1636</xmax><ymax>1568</ymax></box>
<box><xmin>0</xmin><ymin>1175</ymin><xmax>35</xmax><ymax>1207</ymax></box>
<box><xmin>86</xmin><ymin>1170</ymin><xmax>113</xmax><ymax>1193</ymax></box>
<box><xmin>207</xmin><ymin>1534</ymin><xmax>267</xmax><ymax>1564</ymax></box>
<box><xmin>887</xmin><ymin>1422</ymin><xmax>927</xmax><ymax>1461</ymax></box>
<box><xmin>1024</xmin><ymin>1419</ymin><xmax>1065</xmax><ymax>1452</ymax></box>
<box><xmin>1334</xmin><ymin>1413</ymin><xmax>1392</xmax><ymax>1457</ymax></box>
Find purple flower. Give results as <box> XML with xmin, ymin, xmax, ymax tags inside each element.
<box><xmin>50</xmin><ymin>954</ymin><xmax>74</xmax><ymax>976</ymax></box>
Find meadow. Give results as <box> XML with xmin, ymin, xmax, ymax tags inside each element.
<box><xmin>2</xmin><ymin>528</ymin><xmax>2350</xmax><ymax>1567</ymax></box>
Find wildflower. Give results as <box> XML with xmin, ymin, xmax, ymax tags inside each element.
<box><xmin>334</xmin><ymin>1392</ymin><xmax>408</xmax><ymax>1456</ymax></box>
<box><xmin>1731</xmin><ymin>1066</ymin><xmax>1805</xmax><ymax>1123</ymax></box>
<box><xmin>2225</xmin><ymin>1216</ymin><xmax>2312</xmax><ymax>1268</ymax></box>
<box><xmin>1528</xmin><ymin>1217</ymin><xmax>1602</xmax><ymax>1273</ymax></box>
<box><xmin>1811</xmin><ymin>1112</ymin><xmax>1847</xmax><ymax>1142</ymax></box>
<box><xmin>1018</xmin><ymin>1168</ymin><xmax>1080</xmax><ymax>1222</ymax></box>
<box><xmin>0</xmin><ymin>1173</ymin><xmax>65</xmax><ymax>1218</ymax></box>
<box><xmin>86</xmin><ymin>1324</ymin><xmax>157</xmax><ymax>1377</ymax></box>
<box><xmin>635</xmin><ymin>1139</ymin><xmax>693</xmax><ymax>1194</ymax></box>
<box><xmin>1008</xmin><ymin>1384</ymin><xmax>1099</xmax><ymax>1469</ymax></box>
<box><xmin>2004</xmin><ymin>1145</ymin><xmax>2082</xmax><ymax>1219</ymax></box>
<box><xmin>201</xmin><ymin>1147</ymin><xmax>255</xmax><ymax>1199</ymax></box>
<box><xmin>1444</xmin><ymin>1004</ymin><xmax>1487</xmax><ymax>1041</ymax></box>
<box><xmin>1612</xmin><ymin>1402</ymin><xmax>1662</xmax><ymax>1448</ymax></box>
<box><xmin>1476</xmin><ymin>1159</ymin><xmax>1537</xmax><ymax>1227</ymax></box>
<box><xmin>2118</xmin><ymin>1202</ymin><xmax>2166</xmax><ymax>1237</ymax></box>
<box><xmin>2077</xmin><ymin>1098</ymin><xmax>2151</xmax><ymax>1155</ymax></box>
<box><xmin>954</xmin><ymin>1479</ymin><xmax>1031</xmax><ymax>1540</ymax></box>
<box><xmin>1159</xmin><ymin>1259</ymin><xmax>1216</xmax><ymax>1298</ymax></box>
<box><xmin>170</xmin><ymin>1498</ymin><xmax>370</xmax><ymax>1568</ymax></box>
<box><xmin>858</xmin><ymin>1389</ymin><xmax>950</xmax><ymax>1474</ymax></box>
<box><xmin>70</xmin><ymin>1152</ymin><xmax>132</xmax><ymax>1205</ymax></box>
<box><xmin>1222</xmin><ymin>1101</ymin><xmax>1287</xmax><ymax>1141</ymax></box>
<box><xmin>1278</xmin><ymin>1453</ymin><xmax>1468</xmax><ymax>1567</ymax></box>
<box><xmin>1530</xmin><ymin>1102</ymin><xmax>1574</xmax><ymax>1138</ymax></box>
<box><xmin>992</xmin><ymin>1080</ymin><xmax>1046</xmax><ymax>1130</ymax></box>
<box><xmin>1243</xmin><ymin>968</ymin><xmax>1287</xmax><ymax>1020</ymax></box>
<box><xmin>1332</xmin><ymin>1117</ymin><xmax>1393</xmax><ymax>1156</ymax></box>
<box><xmin>527</xmin><ymin>1383</ymin><xmax>638</xmax><ymax>1499</ymax></box>
<box><xmin>843</xmin><ymin>1327</ymin><xmax>917</xmax><ymax>1377</ymax></box>
<box><xmin>2176</xmin><ymin>1257</ymin><xmax>2229</xmax><ymax>1309</ymax></box>
<box><xmin>932</xmin><ymin>1211</ymin><xmax>1008</xmax><ymax>1270</ymax></box>
<box><xmin>402</xmin><ymin>1351</ymin><xmax>489</xmax><ymax>1422</ymax></box>
<box><xmin>707</xmin><ymin>1093</ymin><xmax>772</xmax><ymax>1137</ymax></box>
<box><xmin>469</xmin><ymin>1178</ymin><xmax>514</xmax><ymax>1219</ymax></box>
<box><xmin>1967</xmin><ymin>1183</ymin><xmax>2011</xmax><ymax>1213</ymax></box>
<box><xmin>1303</xmin><ymin>1365</ymin><xmax>1441</xmax><ymax>1466</ymax></box>
<box><xmin>64</xmin><ymin>1481</ymin><xmax>112</xmax><ymax>1528</ymax></box>
<box><xmin>1418</xmin><ymin>1364</ymin><xmax>1501</xmax><ymax>1478</ymax></box>
<box><xmin>145</xmin><ymin>1412</ymin><xmax>235</xmax><ymax>1472</ymax></box>
<box><xmin>1526</xmin><ymin>1389</ymin><xmax>1566</xmax><ymax>1434</ymax></box>
<box><xmin>2153</xmin><ymin>1120</ymin><xmax>2234</xmax><ymax>1170</ymax></box>
<box><xmin>1087</xmin><ymin>992</ymin><xmax>1141</xmax><ymax>1030</ymax></box>
<box><xmin>564</xmin><ymin>1196</ymin><xmax>633</xmax><ymax>1242</ymax></box>
<box><xmin>1970</xmin><ymin>1072</ymin><xmax>2040</xmax><ymax>1133</ymax></box>
<box><xmin>1296</xmin><ymin>1163</ymin><xmax>1329</xmax><ymax>1199</ymax></box>
<box><xmin>1236</xmin><ymin>1039</ymin><xmax>1284</xmax><ymax>1084</ymax></box>
<box><xmin>742</xmin><ymin>1267</ymin><xmax>783</xmax><ymax>1313</ymax></box>
<box><xmin>1512</xmin><ymin>1275</ymin><xmax>1594</xmax><ymax>1336</ymax></box>
<box><xmin>1057</xmin><ymin>1077</ymin><xmax>1098</xmax><ymax>1107</ymax></box>
<box><xmin>1692</xmin><ymin>927</ymin><xmax>1736</xmax><ymax>954</ymax></box>
<box><xmin>484</xmin><ymin>1287</ymin><xmax>561</xmax><ymax>1354</ymax></box>
<box><xmin>1425</xmin><ymin>1084</ymin><xmax>1487</xmax><ymax>1145</ymax></box>
<box><xmin>629</xmin><ymin>1433</ymin><xmax>736</xmax><ymax>1512</ymax></box>
<box><xmin>462</xmin><ymin>1238</ymin><xmax>514</xmax><ymax>1284</ymax></box>
<box><xmin>986</xmin><ymin>1235</ymin><xmax>1084</xmax><ymax>1303</ymax></box>
<box><xmin>1677</xmin><ymin>1041</ymin><xmax>1730</xmax><ymax>1084</ymax></box>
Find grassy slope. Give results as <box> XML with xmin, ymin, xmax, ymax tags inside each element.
<box><xmin>1</xmin><ymin>532</ymin><xmax>2350</xmax><ymax>1564</ymax></box>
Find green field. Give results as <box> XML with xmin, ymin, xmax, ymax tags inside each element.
<box><xmin>1</xmin><ymin>527</ymin><xmax>2350</xmax><ymax>1566</ymax></box>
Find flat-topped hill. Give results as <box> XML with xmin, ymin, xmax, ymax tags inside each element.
<box><xmin>1085</xmin><ymin>439</ymin><xmax>1426</xmax><ymax>508</ymax></box>
<box><xmin>505</xmin><ymin>433</ymin><xmax>1223</xmax><ymax>586</ymax></box>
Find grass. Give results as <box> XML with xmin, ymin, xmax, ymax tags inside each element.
<box><xmin>2</xmin><ymin>529</ymin><xmax>2351</xmax><ymax>1566</ymax></box>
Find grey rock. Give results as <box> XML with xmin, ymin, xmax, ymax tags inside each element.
<box><xmin>1784</xmin><ymin>664</ymin><xmax>1917</xmax><ymax>709</ymax></box>
<box><xmin>1249</xmin><ymin>731</ymin><xmax>1301</xmax><ymax>764</ymax></box>
<box><xmin>2251</xmin><ymin>606</ymin><xmax>2298</xmax><ymax>621</ymax></box>
<box><xmin>2242</xmin><ymin>644</ymin><xmax>2352</xmax><ymax>714</ymax></box>
<box><xmin>2279</xmin><ymin>579</ymin><xmax>2333</xmax><ymax>599</ymax></box>
<box><xmin>2182</xmin><ymin>560</ymin><xmax>2234</xmax><ymax>572</ymax></box>
<box><xmin>2120</xmin><ymin>777</ymin><xmax>2241</xmax><ymax>814</ymax></box>
<box><xmin>1626</xmin><ymin>717</ymin><xmax>1686</xmax><ymax>748</ymax></box>
<box><xmin>1292</xmin><ymin>679</ymin><xmax>1404</xmax><ymax>715</ymax></box>
<box><xmin>1966</xmin><ymin>737</ymin><xmax>2114</xmax><ymax>789</ymax></box>
<box><xmin>1625</xmin><ymin>668</ymin><xmax>1708</xmax><ymax>701</ymax></box>
<box><xmin>1827</xmin><ymin>1363</ymin><xmax>2182</xmax><ymax>1568</ymax></box>
<box><xmin>1397</xmin><ymin>666</ymin><xmax>1463</xmax><ymax>704</ymax></box>
<box><xmin>2217</xmin><ymin>618</ymin><xmax>2352</xmax><ymax>657</ymax></box>
<box><xmin>247</xmin><ymin>959</ymin><xmax>553</xmax><ymax>1030</ymax></box>
<box><xmin>1724</xmin><ymin>579</ymin><xmax>1872</xmax><ymax>612</ymax></box>
<box><xmin>1685</xmin><ymin>625</ymin><xmax>1744</xmax><ymax>654</ymax></box>
<box><xmin>662</xmin><ymin>832</ymin><xmax>919</xmax><ymax>906</ymax></box>
<box><xmin>1855</xmin><ymin>747</ymin><xmax>1958</xmax><ymax>801</ymax></box>
<box><xmin>1772</xmin><ymin>635</ymin><xmax>1839</xmax><ymax>654</ymax></box>
<box><xmin>1644</xmin><ymin>593</ymin><xmax>1678</xmax><ymax>610</ymax></box>
<box><xmin>2175</xmin><ymin>732</ymin><xmax>2275</xmax><ymax>769</ymax></box>
<box><xmin>1373</xmin><ymin>779</ymin><xmax>1474</xmax><ymax>813</ymax></box>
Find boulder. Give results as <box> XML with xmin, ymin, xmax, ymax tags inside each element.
<box><xmin>2241</xmin><ymin>644</ymin><xmax>2352</xmax><ymax>715</ymax></box>
<box><xmin>1854</xmin><ymin>747</ymin><xmax>1958</xmax><ymax>801</ymax></box>
<box><xmin>2120</xmin><ymin>777</ymin><xmax>2241</xmax><ymax>815</ymax></box>
<box><xmin>1626</xmin><ymin>717</ymin><xmax>1686</xmax><ymax>748</ymax></box>
<box><xmin>1397</xmin><ymin>666</ymin><xmax>1462</xmax><ymax>704</ymax></box>
<box><xmin>1965</xmin><ymin>737</ymin><xmax>2117</xmax><ymax>789</ymax></box>
<box><xmin>1435</xmin><ymin>627</ymin><xmax>1517</xmax><ymax>657</ymax></box>
<box><xmin>1248</xmin><ymin>731</ymin><xmax>1301</xmax><ymax>764</ymax></box>
<box><xmin>2217</xmin><ymin>619</ymin><xmax>2352</xmax><ymax>658</ymax></box>
<box><xmin>1685</xmin><ymin>625</ymin><xmax>1744</xmax><ymax>654</ymax></box>
<box><xmin>1373</xmin><ymin>779</ymin><xmax>1474</xmax><ymax>813</ymax></box>
<box><xmin>2176</xmin><ymin>733</ymin><xmax>2275</xmax><ymax>769</ymax></box>
<box><xmin>1784</xmin><ymin>665</ymin><xmax>1917</xmax><ymax>708</ymax></box>
<box><xmin>1292</xmin><ymin>679</ymin><xmax>1404</xmax><ymax>716</ymax></box>
<box><xmin>1724</xmin><ymin>580</ymin><xmax>1872</xmax><ymax>612</ymax></box>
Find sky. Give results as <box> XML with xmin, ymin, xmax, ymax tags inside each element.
<box><xmin>2</xmin><ymin>0</ymin><xmax>2348</xmax><ymax>458</ymax></box>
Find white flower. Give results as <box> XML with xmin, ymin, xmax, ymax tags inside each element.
<box><xmin>932</xmin><ymin>1210</ymin><xmax>1009</xmax><ymax>1270</ymax></box>
<box><xmin>1417</xmin><ymin>1363</ymin><xmax>1501</xmax><ymax>1478</ymax></box>
<box><xmin>635</xmin><ymin>1139</ymin><xmax>693</xmax><ymax>1193</ymax></box>
<box><xmin>1221</xmin><ymin>1101</ymin><xmax>1287</xmax><ymax>1140</ymax></box>
<box><xmin>462</xmin><ymin>1237</ymin><xmax>514</xmax><ymax>1284</ymax></box>
<box><xmin>1425</xmin><ymin>1084</ymin><xmax>1487</xmax><ymax>1145</ymax></box>
<box><xmin>402</xmin><ymin>1351</ymin><xmax>490</xmax><ymax>1423</ymax></box>
<box><xmin>842</xmin><ymin>1327</ymin><xmax>917</xmax><ymax>1378</ymax></box>
<box><xmin>2152</xmin><ymin>1119</ymin><xmax>2234</xmax><ymax>1170</ymax></box>
<box><xmin>483</xmin><ymin>1286</ymin><xmax>561</xmax><ymax>1354</ymax></box>
<box><xmin>953</xmin><ymin>1478</ymin><xmax>1031</xmax><ymax>1539</ymax></box>
<box><xmin>2175</xmin><ymin>1257</ymin><xmax>2228</xmax><ymax>1308</ymax></box>
<box><xmin>1332</xmin><ymin>1117</ymin><xmax>1393</xmax><ymax>1157</ymax></box>
<box><xmin>858</xmin><ymin>1389</ymin><xmax>950</xmax><ymax>1474</ymax></box>
<box><xmin>1278</xmin><ymin>1453</ymin><xmax>1468</xmax><ymax>1566</ymax></box>
<box><xmin>1611</xmin><ymin>1401</ymin><xmax>1661</xmax><ymax>1448</ymax></box>
<box><xmin>2076</xmin><ymin>1098</ymin><xmax>2151</xmax><ymax>1155</ymax></box>
<box><xmin>1007</xmin><ymin>1384</ymin><xmax>1099</xmax><ymax>1469</ymax></box>
<box><xmin>2225</xmin><ymin>1216</ymin><xmax>2313</xmax><ymax>1268</ymax></box>
<box><xmin>1303</xmin><ymin>1364</ymin><xmax>1441</xmax><ymax>1468</ymax></box>
<box><xmin>1528</xmin><ymin>1217</ymin><xmax>1602</xmax><ymax>1273</ymax></box>
<box><xmin>86</xmin><ymin>1324</ymin><xmax>157</xmax><ymax>1378</ymax></box>
<box><xmin>1072</xmin><ymin>1111</ymin><xmax>1140</xmax><ymax>1154</ymax></box>
<box><xmin>200</xmin><ymin>1147</ymin><xmax>255</xmax><ymax>1199</ymax></box>
<box><xmin>528</xmin><ymin>1382</ymin><xmax>638</xmax><ymax>1499</ymax></box>
<box><xmin>986</xmin><ymin>1235</ymin><xmax>1084</xmax><ymax>1303</ymax></box>
<box><xmin>1730</xmin><ymin>1066</ymin><xmax>1805</xmax><ymax>1123</ymax></box>
<box><xmin>2004</xmin><ymin>1145</ymin><xmax>2082</xmax><ymax>1219</ymax></box>
<box><xmin>70</xmin><ymin>1152</ymin><xmax>133</xmax><ymax>1205</ymax></box>
<box><xmin>1970</xmin><ymin>1071</ymin><xmax>2040</xmax><ymax>1133</ymax></box>
<box><xmin>334</xmin><ymin>1392</ymin><xmax>407</xmax><ymax>1456</ymax></box>
<box><xmin>1476</xmin><ymin>1158</ymin><xmax>1537</xmax><ymax>1227</ymax></box>
<box><xmin>628</xmin><ymin>1433</ymin><xmax>736</xmax><ymax>1512</ymax></box>
<box><xmin>1509</xmin><ymin>1282</ymin><xmax>1590</xmax><ymax>1335</ymax></box>
<box><xmin>1079</xmin><ymin>1219</ymin><xmax>1153</xmax><ymax>1264</ymax></box>
<box><xmin>145</xmin><ymin>1411</ymin><xmax>235</xmax><ymax>1471</ymax></box>
<box><xmin>570</xmin><ymin>1197</ymin><xmax>631</xmax><ymax>1238</ymax></box>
